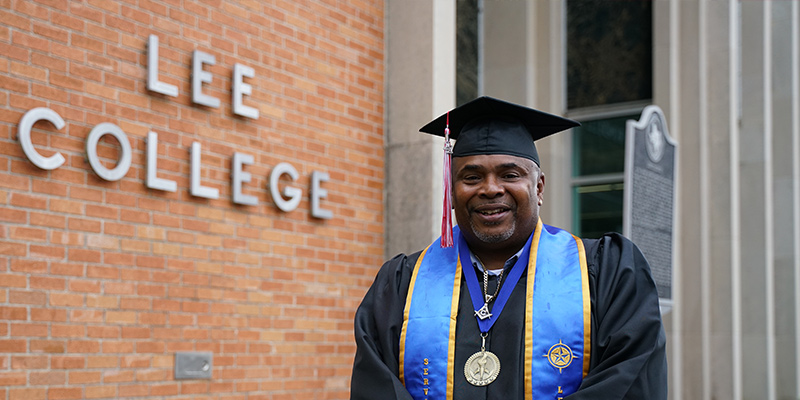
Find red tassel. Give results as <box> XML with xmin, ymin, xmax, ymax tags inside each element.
<box><xmin>441</xmin><ymin>113</ymin><xmax>454</xmax><ymax>247</ymax></box>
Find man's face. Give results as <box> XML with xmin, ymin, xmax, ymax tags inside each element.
<box><xmin>452</xmin><ymin>154</ymin><xmax>544</xmax><ymax>253</ymax></box>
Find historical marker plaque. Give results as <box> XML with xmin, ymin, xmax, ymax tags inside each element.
<box><xmin>623</xmin><ymin>106</ymin><xmax>676</xmax><ymax>308</ymax></box>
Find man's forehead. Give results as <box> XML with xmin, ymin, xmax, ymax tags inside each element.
<box><xmin>454</xmin><ymin>154</ymin><xmax>538</xmax><ymax>171</ymax></box>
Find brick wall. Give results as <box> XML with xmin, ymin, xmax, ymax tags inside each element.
<box><xmin>0</xmin><ymin>1</ymin><xmax>384</xmax><ymax>399</ymax></box>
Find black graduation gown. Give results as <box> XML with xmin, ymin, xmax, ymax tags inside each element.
<box><xmin>350</xmin><ymin>233</ymin><xmax>667</xmax><ymax>399</ymax></box>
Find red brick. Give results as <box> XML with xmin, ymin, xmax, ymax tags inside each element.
<box><xmin>49</xmin><ymin>293</ymin><xmax>84</xmax><ymax>307</ymax></box>
<box><xmin>30</xmin><ymin>276</ymin><xmax>65</xmax><ymax>290</ymax></box>
<box><xmin>28</xmin><ymin>309</ymin><xmax>65</xmax><ymax>324</ymax></box>
<box><xmin>49</xmin><ymin>262</ymin><xmax>83</xmax><ymax>276</ymax></box>
<box><xmin>85</xmin><ymin>385</ymin><xmax>116</xmax><ymax>399</ymax></box>
<box><xmin>48</xmin><ymin>387</ymin><xmax>83</xmax><ymax>400</ymax></box>
<box><xmin>106</xmin><ymin>311</ymin><xmax>136</xmax><ymax>325</ymax></box>
<box><xmin>30</xmin><ymin>212</ymin><xmax>66</xmax><ymax>229</ymax></box>
<box><xmin>9</xmin><ymin>290</ymin><xmax>46</xmax><ymax>305</ymax></box>
<box><xmin>10</xmin><ymin>259</ymin><xmax>47</xmax><ymax>273</ymax></box>
<box><xmin>69</xmin><ymin>310</ymin><xmax>104</xmax><ymax>323</ymax></box>
<box><xmin>29</xmin><ymin>370</ymin><xmax>66</xmax><ymax>385</ymax></box>
<box><xmin>0</xmin><ymin>340</ymin><xmax>27</xmax><ymax>353</ymax></box>
<box><xmin>68</xmin><ymin>249</ymin><xmax>101</xmax><ymax>263</ymax></box>
<box><xmin>31</xmin><ymin>179</ymin><xmax>67</xmax><ymax>196</ymax></box>
<box><xmin>101</xmin><ymin>370</ymin><xmax>134</xmax><ymax>383</ymax></box>
<box><xmin>11</xmin><ymin>323</ymin><xmax>48</xmax><ymax>337</ymax></box>
<box><xmin>9</xmin><ymin>388</ymin><xmax>46</xmax><ymax>400</ymax></box>
<box><xmin>50</xmin><ymin>356</ymin><xmax>85</xmax><ymax>369</ymax></box>
<box><xmin>0</xmin><ymin>306</ymin><xmax>27</xmax><ymax>320</ymax></box>
<box><xmin>11</xmin><ymin>355</ymin><xmax>48</xmax><ymax>369</ymax></box>
<box><xmin>100</xmin><ymin>340</ymin><xmax>131</xmax><ymax>352</ymax></box>
<box><xmin>87</xmin><ymin>326</ymin><xmax>119</xmax><ymax>339</ymax></box>
<box><xmin>10</xmin><ymin>226</ymin><xmax>47</xmax><ymax>242</ymax></box>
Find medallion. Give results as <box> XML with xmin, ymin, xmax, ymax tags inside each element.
<box><xmin>464</xmin><ymin>350</ymin><xmax>500</xmax><ymax>386</ymax></box>
<box><xmin>474</xmin><ymin>303</ymin><xmax>492</xmax><ymax>320</ymax></box>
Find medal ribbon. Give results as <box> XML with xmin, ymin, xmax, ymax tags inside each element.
<box><xmin>457</xmin><ymin>232</ymin><xmax>532</xmax><ymax>333</ymax></box>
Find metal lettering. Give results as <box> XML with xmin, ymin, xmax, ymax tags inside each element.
<box><xmin>270</xmin><ymin>162</ymin><xmax>301</xmax><ymax>212</ymax></box>
<box><xmin>190</xmin><ymin>141</ymin><xmax>220</xmax><ymax>199</ymax></box>
<box><xmin>311</xmin><ymin>171</ymin><xmax>332</xmax><ymax>219</ymax></box>
<box><xmin>86</xmin><ymin>122</ymin><xmax>132</xmax><ymax>181</ymax></box>
<box><xmin>146</xmin><ymin>131</ymin><xmax>177</xmax><ymax>192</ymax></box>
<box><xmin>147</xmin><ymin>35</ymin><xmax>178</xmax><ymax>97</ymax></box>
<box><xmin>232</xmin><ymin>63</ymin><xmax>259</xmax><ymax>119</ymax></box>
<box><xmin>232</xmin><ymin>152</ymin><xmax>257</xmax><ymax>205</ymax></box>
<box><xmin>192</xmin><ymin>50</ymin><xmax>220</xmax><ymax>108</ymax></box>
<box><xmin>17</xmin><ymin>107</ymin><xmax>65</xmax><ymax>170</ymax></box>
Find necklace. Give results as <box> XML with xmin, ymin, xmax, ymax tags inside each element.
<box><xmin>460</xmin><ymin>240</ymin><xmax>531</xmax><ymax>388</ymax></box>
<box><xmin>467</xmin><ymin>269</ymin><xmax>505</xmax><ymax>385</ymax></box>
<box><xmin>464</xmin><ymin>332</ymin><xmax>501</xmax><ymax>386</ymax></box>
<box><xmin>474</xmin><ymin>268</ymin><xmax>504</xmax><ymax>320</ymax></box>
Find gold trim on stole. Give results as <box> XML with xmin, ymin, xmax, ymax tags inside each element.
<box><xmin>399</xmin><ymin>245</ymin><xmax>430</xmax><ymax>386</ymax></box>
<box><xmin>524</xmin><ymin>220</ymin><xmax>591</xmax><ymax>398</ymax></box>
<box><xmin>572</xmin><ymin>235</ymin><xmax>591</xmax><ymax>378</ymax></box>
<box><xmin>447</xmin><ymin>258</ymin><xmax>463</xmax><ymax>399</ymax></box>
<box><xmin>398</xmin><ymin>244</ymin><xmax>462</xmax><ymax>400</ymax></box>
<box><xmin>524</xmin><ymin>219</ymin><xmax>544</xmax><ymax>400</ymax></box>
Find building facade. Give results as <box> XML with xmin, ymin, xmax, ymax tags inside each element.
<box><xmin>3</xmin><ymin>1</ymin><xmax>800</xmax><ymax>399</ymax></box>
<box><xmin>1</xmin><ymin>1</ymin><xmax>383</xmax><ymax>399</ymax></box>
<box><xmin>386</xmin><ymin>1</ymin><xmax>800</xmax><ymax>399</ymax></box>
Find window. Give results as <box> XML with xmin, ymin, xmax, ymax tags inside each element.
<box><xmin>457</xmin><ymin>0</ymin><xmax>481</xmax><ymax>106</ymax></box>
<box><xmin>571</xmin><ymin>115</ymin><xmax>629</xmax><ymax>238</ymax></box>
<box><xmin>566</xmin><ymin>0</ymin><xmax>653</xmax><ymax>110</ymax></box>
<box><xmin>567</xmin><ymin>0</ymin><xmax>652</xmax><ymax>237</ymax></box>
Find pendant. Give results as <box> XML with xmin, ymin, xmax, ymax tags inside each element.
<box><xmin>464</xmin><ymin>349</ymin><xmax>501</xmax><ymax>386</ymax></box>
<box><xmin>474</xmin><ymin>303</ymin><xmax>492</xmax><ymax>320</ymax></box>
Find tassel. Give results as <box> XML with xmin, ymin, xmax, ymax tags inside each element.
<box><xmin>441</xmin><ymin>112</ymin><xmax>454</xmax><ymax>247</ymax></box>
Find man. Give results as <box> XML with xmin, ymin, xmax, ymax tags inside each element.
<box><xmin>351</xmin><ymin>97</ymin><xmax>667</xmax><ymax>399</ymax></box>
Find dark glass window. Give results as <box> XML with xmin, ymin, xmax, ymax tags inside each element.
<box><xmin>566</xmin><ymin>0</ymin><xmax>653</xmax><ymax>109</ymax></box>
<box><xmin>568</xmin><ymin>0</ymin><xmax>652</xmax><ymax>237</ymax></box>
<box><xmin>573</xmin><ymin>183</ymin><xmax>625</xmax><ymax>239</ymax></box>
<box><xmin>570</xmin><ymin>115</ymin><xmax>632</xmax><ymax>236</ymax></box>
<box><xmin>572</xmin><ymin>115</ymin><xmax>628</xmax><ymax>177</ymax></box>
<box><xmin>457</xmin><ymin>0</ymin><xmax>480</xmax><ymax>106</ymax></box>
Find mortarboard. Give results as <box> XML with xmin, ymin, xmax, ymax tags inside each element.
<box><xmin>419</xmin><ymin>96</ymin><xmax>580</xmax><ymax>247</ymax></box>
<box><xmin>419</xmin><ymin>96</ymin><xmax>580</xmax><ymax>166</ymax></box>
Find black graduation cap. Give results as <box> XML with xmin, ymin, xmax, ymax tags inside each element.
<box><xmin>419</xmin><ymin>96</ymin><xmax>580</xmax><ymax>166</ymax></box>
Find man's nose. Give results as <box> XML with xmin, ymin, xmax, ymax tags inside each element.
<box><xmin>479</xmin><ymin>175</ymin><xmax>504</xmax><ymax>198</ymax></box>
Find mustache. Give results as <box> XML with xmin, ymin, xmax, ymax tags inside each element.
<box><xmin>469</xmin><ymin>202</ymin><xmax>513</xmax><ymax>212</ymax></box>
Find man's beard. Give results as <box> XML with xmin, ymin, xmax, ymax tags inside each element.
<box><xmin>469</xmin><ymin>215</ymin><xmax>516</xmax><ymax>244</ymax></box>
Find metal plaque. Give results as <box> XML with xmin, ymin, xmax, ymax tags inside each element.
<box><xmin>175</xmin><ymin>352</ymin><xmax>212</xmax><ymax>380</ymax></box>
<box><xmin>623</xmin><ymin>105</ymin><xmax>677</xmax><ymax>311</ymax></box>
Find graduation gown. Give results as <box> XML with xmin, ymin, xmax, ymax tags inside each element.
<box><xmin>350</xmin><ymin>232</ymin><xmax>667</xmax><ymax>399</ymax></box>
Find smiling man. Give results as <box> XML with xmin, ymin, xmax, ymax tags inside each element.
<box><xmin>351</xmin><ymin>97</ymin><xmax>667</xmax><ymax>399</ymax></box>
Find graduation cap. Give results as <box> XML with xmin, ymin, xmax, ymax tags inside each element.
<box><xmin>419</xmin><ymin>96</ymin><xmax>580</xmax><ymax>247</ymax></box>
<box><xmin>419</xmin><ymin>96</ymin><xmax>580</xmax><ymax>166</ymax></box>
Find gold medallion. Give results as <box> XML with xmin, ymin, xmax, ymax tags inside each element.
<box><xmin>543</xmin><ymin>340</ymin><xmax>575</xmax><ymax>373</ymax></box>
<box><xmin>464</xmin><ymin>350</ymin><xmax>500</xmax><ymax>386</ymax></box>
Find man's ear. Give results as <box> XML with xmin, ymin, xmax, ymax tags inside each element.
<box><xmin>537</xmin><ymin>170</ymin><xmax>545</xmax><ymax>205</ymax></box>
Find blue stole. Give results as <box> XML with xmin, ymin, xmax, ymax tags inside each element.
<box><xmin>399</xmin><ymin>220</ymin><xmax>590</xmax><ymax>400</ymax></box>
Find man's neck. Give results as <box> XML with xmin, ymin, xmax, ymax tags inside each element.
<box><xmin>469</xmin><ymin>243</ymin><xmax>526</xmax><ymax>271</ymax></box>
<box><xmin>462</xmin><ymin>231</ymin><xmax>533</xmax><ymax>271</ymax></box>
<box><xmin>472</xmin><ymin>252</ymin><xmax>512</xmax><ymax>271</ymax></box>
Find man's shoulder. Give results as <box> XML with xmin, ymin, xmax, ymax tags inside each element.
<box><xmin>578</xmin><ymin>232</ymin><xmax>637</xmax><ymax>251</ymax></box>
<box><xmin>380</xmin><ymin>250</ymin><xmax>424</xmax><ymax>272</ymax></box>
<box><xmin>372</xmin><ymin>250</ymin><xmax>425</xmax><ymax>282</ymax></box>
